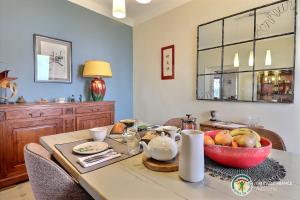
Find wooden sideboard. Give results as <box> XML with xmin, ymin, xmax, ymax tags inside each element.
<box><xmin>200</xmin><ymin>121</ymin><xmax>247</xmax><ymax>131</ymax></box>
<box><xmin>200</xmin><ymin>121</ymin><xmax>263</xmax><ymax>131</ymax></box>
<box><xmin>0</xmin><ymin>101</ymin><xmax>114</xmax><ymax>188</ymax></box>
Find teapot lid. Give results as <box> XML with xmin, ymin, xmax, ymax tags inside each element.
<box><xmin>149</xmin><ymin>132</ymin><xmax>174</xmax><ymax>149</ymax></box>
<box><xmin>181</xmin><ymin>114</ymin><xmax>196</xmax><ymax>123</ymax></box>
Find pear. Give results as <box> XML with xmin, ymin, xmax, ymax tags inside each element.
<box><xmin>233</xmin><ymin>134</ymin><xmax>256</xmax><ymax>148</ymax></box>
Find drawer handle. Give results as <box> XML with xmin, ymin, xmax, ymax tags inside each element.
<box><xmin>29</xmin><ymin>112</ymin><xmax>43</xmax><ymax>118</ymax></box>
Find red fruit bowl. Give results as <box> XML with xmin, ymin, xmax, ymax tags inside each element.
<box><xmin>204</xmin><ymin>130</ymin><xmax>272</xmax><ymax>168</ymax></box>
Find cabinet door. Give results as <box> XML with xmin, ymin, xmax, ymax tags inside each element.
<box><xmin>76</xmin><ymin>113</ymin><xmax>112</xmax><ymax>130</ymax></box>
<box><xmin>63</xmin><ymin>117</ymin><xmax>75</xmax><ymax>133</ymax></box>
<box><xmin>0</xmin><ymin>122</ymin><xmax>4</xmax><ymax>179</ymax></box>
<box><xmin>3</xmin><ymin>118</ymin><xmax>63</xmax><ymax>180</ymax></box>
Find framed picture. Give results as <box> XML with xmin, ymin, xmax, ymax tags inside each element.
<box><xmin>161</xmin><ymin>45</ymin><xmax>175</xmax><ymax>80</ymax></box>
<box><xmin>34</xmin><ymin>34</ymin><xmax>72</xmax><ymax>83</ymax></box>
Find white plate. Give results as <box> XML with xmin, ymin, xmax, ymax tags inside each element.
<box><xmin>73</xmin><ymin>141</ymin><xmax>109</xmax><ymax>155</ymax></box>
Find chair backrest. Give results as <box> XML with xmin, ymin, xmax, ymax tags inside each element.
<box><xmin>163</xmin><ymin>118</ymin><xmax>182</xmax><ymax>128</ymax></box>
<box><xmin>24</xmin><ymin>143</ymin><xmax>92</xmax><ymax>200</ymax></box>
<box><xmin>249</xmin><ymin>128</ymin><xmax>286</xmax><ymax>151</ymax></box>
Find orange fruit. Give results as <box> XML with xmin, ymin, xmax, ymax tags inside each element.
<box><xmin>204</xmin><ymin>135</ymin><xmax>215</xmax><ymax>145</ymax></box>
<box><xmin>232</xmin><ymin>141</ymin><xmax>238</xmax><ymax>148</ymax></box>
<box><xmin>214</xmin><ymin>131</ymin><xmax>232</xmax><ymax>146</ymax></box>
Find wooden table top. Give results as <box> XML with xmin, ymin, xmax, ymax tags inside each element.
<box><xmin>40</xmin><ymin>129</ymin><xmax>300</xmax><ymax>200</ymax></box>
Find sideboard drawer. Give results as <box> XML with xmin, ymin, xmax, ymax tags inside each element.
<box><xmin>40</xmin><ymin>108</ymin><xmax>63</xmax><ymax>117</ymax></box>
<box><xmin>75</xmin><ymin>105</ymin><xmax>113</xmax><ymax>114</ymax></box>
<box><xmin>6</xmin><ymin>108</ymin><xmax>63</xmax><ymax>120</ymax></box>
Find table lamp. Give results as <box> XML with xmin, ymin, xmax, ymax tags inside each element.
<box><xmin>83</xmin><ymin>61</ymin><xmax>112</xmax><ymax>101</ymax></box>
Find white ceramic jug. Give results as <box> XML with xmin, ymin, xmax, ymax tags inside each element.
<box><xmin>179</xmin><ymin>129</ymin><xmax>204</xmax><ymax>182</ymax></box>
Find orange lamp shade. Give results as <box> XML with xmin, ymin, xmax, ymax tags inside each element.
<box><xmin>83</xmin><ymin>61</ymin><xmax>112</xmax><ymax>78</ymax></box>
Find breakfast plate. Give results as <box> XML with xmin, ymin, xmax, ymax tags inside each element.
<box><xmin>73</xmin><ymin>141</ymin><xmax>109</xmax><ymax>155</ymax></box>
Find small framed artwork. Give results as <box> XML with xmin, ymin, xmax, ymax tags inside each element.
<box><xmin>34</xmin><ymin>34</ymin><xmax>72</xmax><ymax>83</ymax></box>
<box><xmin>161</xmin><ymin>45</ymin><xmax>175</xmax><ymax>80</ymax></box>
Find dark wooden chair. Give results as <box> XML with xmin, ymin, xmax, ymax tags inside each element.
<box><xmin>164</xmin><ymin>118</ymin><xmax>182</xmax><ymax>128</ymax></box>
<box><xmin>249</xmin><ymin>127</ymin><xmax>286</xmax><ymax>151</ymax></box>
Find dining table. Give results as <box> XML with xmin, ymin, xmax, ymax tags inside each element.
<box><xmin>40</xmin><ymin>127</ymin><xmax>300</xmax><ymax>200</ymax></box>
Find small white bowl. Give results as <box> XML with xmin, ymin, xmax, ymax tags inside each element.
<box><xmin>89</xmin><ymin>127</ymin><xmax>108</xmax><ymax>141</ymax></box>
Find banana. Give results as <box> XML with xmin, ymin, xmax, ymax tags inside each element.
<box><xmin>230</xmin><ymin>128</ymin><xmax>261</xmax><ymax>142</ymax></box>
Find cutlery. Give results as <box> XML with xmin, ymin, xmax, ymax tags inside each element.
<box><xmin>84</xmin><ymin>152</ymin><xmax>117</xmax><ymax>163</ymax></box>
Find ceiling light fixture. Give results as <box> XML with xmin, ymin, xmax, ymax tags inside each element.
<box><xmin>113</xmin><ymin>0</ymin><xmax>126</xmax><ymax>19</ymax></box>
<box><xmin>136</xmin><ymin>0</ymin><xmax>152</xmax><ymax>4</ymax></box>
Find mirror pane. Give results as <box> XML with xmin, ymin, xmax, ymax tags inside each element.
<box><xmin>255</xmin><ymin>35</ymin><xmax>294</xmax><ymax>70</ymax></box>
<box><xmin>197</xmin><ymin>75</ymin><xmax>221</xmax><ymax>100</ymax></box>
<box><xmin>198</xmin><ymin>48</ymin><xmax>222</xmax><ymax>74</ymax></box>
<box><xmin>256</xmin><ymin>0</ymin><xmax>295</xmax><ymax>38</ymax></box>
<box><xmin>198</xmin><ymin>21</ymin><xmax>222</xmax><ymax>50</ymax></box>
<box><xmin>223</xmin><ymin>42</ymin><xmax>253</xmax><ymax>72</ymax></box>
<box><xmin>222</xmin><ymin>72</ymin><xmax>253</xmax><ymax>101</ymax></box>
<box><xmin>224</xmin><ymin>11</ymin><xmax>254</xmax><ymax>44</ymax></box>
<box><xmin>255</xmin><ymin>69</ymin><xmax>293</xmax><ymax>103</ymax></box>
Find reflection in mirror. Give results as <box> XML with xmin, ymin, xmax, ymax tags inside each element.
<box><xmin>255</xmin><ymin>69</ymin><xmax>293</xmax><ymax>103</ymax></box>
<box><xmin>198</xmin><ymin>75</ymin><xmax>221</xmax><ymax>100</ymax></box>
<box><xmin>222</xmin><ymin>72</ymin><xmax>253</xmax><ymax>101</ymax></box>
<box><xmin>198</xmin><ymin>21</ymin><xmax>222</xmax><ymax>50</ymax></box>
<box><xmin>255</xmin><ymin>35</ymin><xmax>294</xmax><ymax>70</ymax></box>
<box><xmin>223</xmin><ymin>42</ymin><xmax>253</xmax><ymax>72</ymax></box>
<box><xmin>198</xmin><ymin>48</ymin><xmax>222</xmax><ymax>74</ymax></box>
<box><xmin>224</xmin><ymin>11</ymin><xmax>254</xmax><ymax>44</ymax></box>
<box><xmin>256</xmin><ymin>0</ymin><xmax>295</xmax><ymax>38</ymax></box>
<box><xmin>196</xmin><ymin>0</ymin><xmax>296</xmax><ymax>103</ymax></box>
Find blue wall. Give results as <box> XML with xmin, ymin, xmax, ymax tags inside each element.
<box><xmin>0</xmin><ymin>0</ymin><xmax>133</xmax><ymax>120</ymax></box>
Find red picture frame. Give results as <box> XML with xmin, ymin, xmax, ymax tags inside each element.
<box><xmin>161</xmin><ymin>45</ymin><xmax>175</xmax><ymax>80</ymax></box>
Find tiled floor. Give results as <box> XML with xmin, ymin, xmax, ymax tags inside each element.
<box><xmin>0</xmin><ymin>182</ymin><xmax>34</xmax><ymax>200</ymax></box>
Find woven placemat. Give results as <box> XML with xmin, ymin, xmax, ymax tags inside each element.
<box><xmin>55</xmin><ymin>138</ymin><xmax>142</xmax><ymax>174</ymax></box>
<box><xmin>205</xmin><ymin>157</ymin><xmax>286</xmax><ymax>186</ymax></box>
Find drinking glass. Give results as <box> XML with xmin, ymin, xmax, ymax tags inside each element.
<box><xmin>123</xmin><ymin>130</ymin><xmax>141</xmax><ymax>155</ymax></box>
<box><xmin>247</xmin><ymin>116</ymin><xmax>260</xmax><ymax>127</ymax></box>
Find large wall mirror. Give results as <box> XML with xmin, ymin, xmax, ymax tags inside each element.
<box><xmin>197</xmin><ymin>0</ymin><xmax>296</xmax><ymax>103</ymax></box>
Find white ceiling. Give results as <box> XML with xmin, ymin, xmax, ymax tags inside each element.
<box><xmin>68</xmin><ymin>0</ymin><xmax>193</xmax><ymax>26</ymax></box>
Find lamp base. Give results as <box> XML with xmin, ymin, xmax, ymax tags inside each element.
<box><xmin>90</xmin><ymin>78</ymin><xmax>106</xmax><ymax>101</ymax></box>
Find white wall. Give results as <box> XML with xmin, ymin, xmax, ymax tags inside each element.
<box><xmin>133</xmin><ymin>0</ymin><xmax>300</xmax><ymax>153</ymax></box>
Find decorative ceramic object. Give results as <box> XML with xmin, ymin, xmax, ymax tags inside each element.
<box><xmin>55</xmin><ymin>97</ymin><xmax>66</xmax><ymax>103</ymax></box>
<box><xmin>0</xmin><ymin>70</ymin><xmax>17</xmax><ymax>103</ymax></box>
<box><xmin>16</xmin><ymin>96</ymin><xmax>26</xmax><ymax>103</ymax></box>
<box><xmin>140</xmin><ymin>132</ymin><xmax>181</xmax><ymax>161</ymax></box>
<box><xmin>38</xmin><ymin>98</ymin><xmax>48</xmax><ymax>103</ymax></box>
<box><xmin>83</xmin><ymin>61</ymin><xmax>112</xmax><ymax>102</ymax></box>
<box><xmin>179</xmin><ymin>130</ymin><xmax>204</xmax><ymax>182</ymax></box>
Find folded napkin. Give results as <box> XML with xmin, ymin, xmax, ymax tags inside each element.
<box><xmin>78</xmin><ymin>149</ymin><xmax>121</xmax><ymax>168</ymax></box>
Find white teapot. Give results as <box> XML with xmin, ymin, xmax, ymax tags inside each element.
<box><xmin>140</xmin><ymin>132</ymin><xmax>181</xmax><ymax>161</ymax></box>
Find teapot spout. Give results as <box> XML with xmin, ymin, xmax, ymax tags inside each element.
<box><xmin>140</xmin><ymin>141</ymin><xmax>151</xmax><ymax>158</ymax></box>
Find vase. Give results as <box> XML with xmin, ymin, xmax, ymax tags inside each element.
<box><xmin>90</xmin><ymin>78</ymin><xmax>106</xmax><ymax>101</ymax></box>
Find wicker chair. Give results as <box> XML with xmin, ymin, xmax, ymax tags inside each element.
<box><xmin>164</xmin><ymin>118</ymin><xmax>182</xmax><ymax>128</ymax></box>
<box><xmin>24</xmin><ymin>143</ymin><xmax>93</xmax><ymax>200</ymax></box>
<box><xmin>249</xmin><ymin>128</ymin><xmax>286</xmax><ymax>151</ymax></box>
